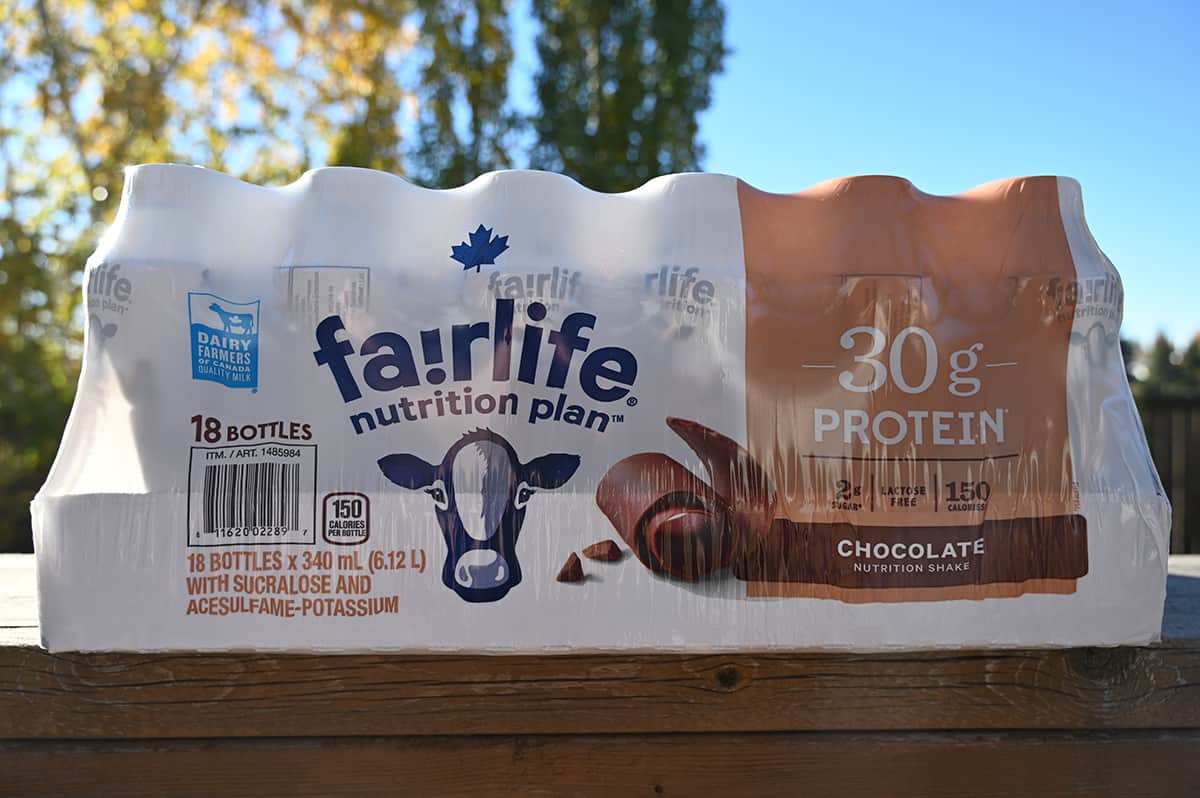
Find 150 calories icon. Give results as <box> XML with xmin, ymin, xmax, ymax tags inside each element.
<box><xmin>323</xmin><ymin>492</ymin><xmax>370</xmax><ymax>545</ymax></box>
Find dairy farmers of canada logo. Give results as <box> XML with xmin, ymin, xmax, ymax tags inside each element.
<box><xmin>450</xmin><ymin>224</ymin><xmax>509</xmax><ymax>272</ymax></box>
<box><xmin>188</xmin><ymin>292</ymin><xmax>260</xmax><ymax>390</ymax></box>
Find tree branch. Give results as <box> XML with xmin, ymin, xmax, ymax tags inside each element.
<box><xmin>34</xmin><ymin>0</ymin><xmax>96</xmax><ymax>199</ymax></box>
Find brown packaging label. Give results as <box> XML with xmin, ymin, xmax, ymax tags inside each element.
<box><xmin>734</xmin><ymin>515</ymin><xmax>1088</xmax><ymax>600</ymax></box>
<box><xmin>737</xmin><ymin>176</ymin><xmax>1085</xmax><ymax>595</ymax></box>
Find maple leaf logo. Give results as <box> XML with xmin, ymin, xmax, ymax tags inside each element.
<box><xmin>450</xmin><ymin>224</ymin><xmax>510</xmax><ymax>272</ymax></box>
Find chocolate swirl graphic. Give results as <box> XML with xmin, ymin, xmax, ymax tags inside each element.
<box><xmin>596</xmin><ymin>418</ymin><xmax>776</xmax><ymax>581</ymax></box>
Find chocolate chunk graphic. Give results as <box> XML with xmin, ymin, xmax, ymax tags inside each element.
<box><xmin>595</xmin><ymin>419</ymin><xmax>776</xmax><ymax>581</ymax></box>
<box><xmin>582</xmin><ymin>540</ymin><xmax>623</xmax><ymax>562</ymax></box>
<box><xmin>556</xmin><ymin>552</ymin><xmax>584</xmax><ymax>583</ymax></box>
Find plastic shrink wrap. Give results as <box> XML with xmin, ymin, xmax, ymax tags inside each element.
<box><xmin>33</xmin><ymin>165</ymin><xmax>1170</xmax><ymax>651</ymax></box>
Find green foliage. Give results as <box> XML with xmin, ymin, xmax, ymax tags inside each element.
<box><xmin>1</xmin><ymin>0</ymin><xmax>424</xmax><ymax>549</ymax></box>
<box><xmin>0</xmin><ymin>215</ymin><xmax>78</xmax><ymax>553</ymax></box>
<box><xmin>0</xmin><ymin>0</ymin><xmax>729</xmax><ymax>551</ymax></box>
<box><xmin>410</xmin><ymin>0</ymin><xmax>519</xmax><ymax>187</ymax></box>
<box><xmin>530</xmin><ymin>0</ymin><xmax>728</xmax><ymax>192</ymax></box>
<box><xmin>1126</xmin><ymin>333</ymin><xmax>1200</xmax><ymax>401</ymax></box>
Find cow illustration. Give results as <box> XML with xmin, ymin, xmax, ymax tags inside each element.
<box><xmin>379</xmin><ymin>429</ymin><xmax>580</xmax><ymax>603</ymax></box>
<box><xmin>208</xmin><ymin>302</ymin><xmax>255</xmax><ymax>334</ymax></box>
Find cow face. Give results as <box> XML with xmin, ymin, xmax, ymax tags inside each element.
<box><xmin>378</xmin><ymin>429</ymin><xmax>580</xmax><ymax>603</ymax></box>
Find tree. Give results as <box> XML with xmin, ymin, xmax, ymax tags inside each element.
<box><xmin>0</xmin><ymin>0</ymin><xmax>422</xmax><ymax>550</ymax></box>
<box><xmin>529</xmin><ymin>0</ymin><xmax>728</xmax><ymax>192</ymax></box>
<box><xmin>1</xmin><ymin>0</ymin><xmax>730</xmax><ymax>551</ymax></box>
<box><xmin>1127</xmin><ymin>332</ymin><xmax>1200</xmax><ymax>403</ymax></box>
<box><xmin>1139</xmin><ymin>333</ymin><xmax>1183</xmax><ymax>400</ymax></box>
<box><xmin>409</xmin><ymin>0</ymin><xmax>519</xmax><ymax>187</ymax></box>
<box><xmin>1180</xmin><ymin>336</ymin><xmax>1200</xmax><ymax>396</ymax></box>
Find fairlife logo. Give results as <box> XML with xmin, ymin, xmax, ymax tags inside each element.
<box><xmin>313</xmin><ymin>298</ymin><xmax>638</xmax><ymax>436</ymax></box>
<box><xmin>314</xmin><ymin>226</ymin><xmax>641</xmax><ymax>437</ymax></box>
<box><xmin>188</xmin><ymin>292</ymin><xmax>260</xmax><ymax>390</ymax></box>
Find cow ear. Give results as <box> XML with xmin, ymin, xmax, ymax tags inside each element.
<box><xmin>524</xmin><ymin>453</ymin><xmax>581</xmax><ymax>490</ymax></box>
<box><xmin>378</xmin><ymin>453</ymin><xmax>437</xmax><ymax>489</ymax></box>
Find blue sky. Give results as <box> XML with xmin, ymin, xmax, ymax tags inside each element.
<box><xmin>21</xmin><ymin>1</ymin><xmax>1190</xmax><ymax>345</ymax></box>
<box><xmin>697</xmin><ymin>0</ymin><xmax>1200</xmax><ymax>345</ymax></box>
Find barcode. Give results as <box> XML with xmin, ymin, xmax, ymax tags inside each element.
<box><xmin>201</xmin><ymin>462</ymin><xmax>300</xmax><ymax>533</ymax></box>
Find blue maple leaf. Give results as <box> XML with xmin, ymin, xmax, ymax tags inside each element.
<box><xmin>450</xmin><ymin>224</ymin><xmax>510</xmax><ymax>272</ymax></box>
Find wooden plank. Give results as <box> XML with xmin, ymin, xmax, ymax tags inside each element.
<box><xmin>1152</xmin><ymin>405</ymin><xmax>1180</xmax><ymax>550</ymax></box>
<box><xmin>3</xmin><ymin>642</ymin><xmax>1199</xmax><ymax>739</ymax></box>
<box><xmin>1146</xmin><ymin>405</ymin><xmax>1171</xmax><ymax>546</ymax></box>
<box><xmin>1173</xmin><ymin>408</ymin><xmax>1189</xmax><ymax>551</ymax></box>
<box><xmin>1188</xmin><ymin>406</ymin><xmax>1200</xmax><ymax>553</ymax></box>
<box><xmin>4</xmin><ymin>555</ymin><xmax>1198</xmax><ymax>740</ymax></box>
<box><xmin>3</xmin><ymin>731</ymin><xmax>1200</xmax><ymax>797</ymax></box>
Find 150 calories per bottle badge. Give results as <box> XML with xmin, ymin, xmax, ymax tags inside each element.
<box><xmin>188</xmin><ymin>292</ymin><xmax>260</xmax><ymax>390</ymax></box>
<box><xmin>323</xmin><ymin>492</ymin><xmax>370</xmax><ymax>545</ymax></box>
<box><xmin>187</xmin><ymin>442</ymin><xmax>318</xmax><ymax>547</ymax></box>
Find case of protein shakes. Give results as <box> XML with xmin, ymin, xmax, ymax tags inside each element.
<box><xmin>32</xmin><ymin>165</ymin><xmax>1171</xmax><ymax>651</ymax></box>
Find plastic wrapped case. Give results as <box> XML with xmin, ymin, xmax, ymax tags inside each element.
<box><xmin>33</xmin><ymin>165</ymin><xmax>1170</xmax><ymax>651</ymax></box>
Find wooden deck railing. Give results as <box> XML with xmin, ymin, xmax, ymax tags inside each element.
<box><xmin>1144</xmin><ymin>396</ymin><xmax>1200</xmax><ymax>553</ymax></box>
<box><xmin>2</xmin><ymin>554</ymin><xmax>1200</xmax><ymax>796</ymax></box>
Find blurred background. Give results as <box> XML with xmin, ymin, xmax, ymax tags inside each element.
<box><xmin>1</xmin><ymin>0</ymin><xmax>1197</xmax><ymax>552</ymax></box>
